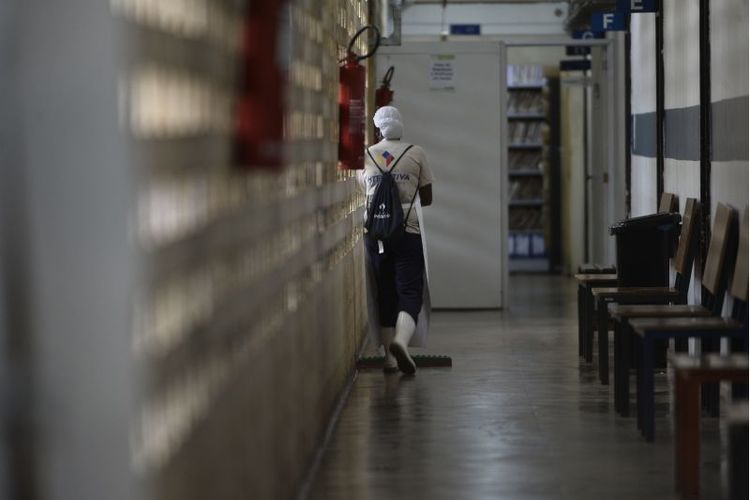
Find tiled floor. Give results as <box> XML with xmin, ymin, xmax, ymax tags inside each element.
<box><xmin>307</xmin><ymin>274</ymin><xmax>726</xmax><ymax>499</ymax></box>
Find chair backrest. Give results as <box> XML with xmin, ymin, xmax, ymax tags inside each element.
<box><xmin>701</xmin><ymin>204</ymin><xmax>738</xmax><ymax>296</ymax></box>
<box><xmin>701</xmin><ymin>203</ymin><xmax>737</xmax><ymax>294</ymax></box>
<box><xmin>728</xmin><ymin>207</ymin><xmax>748</xmax><ymax>303</ymax></box>
<box><xmin>658</xmin><ymin>192</ymin><xmax>678</xmax><ymax>213</ymax></box>
<box><xmin>674</xmin><ymin>198</ymin><xmax>701</xmax><ymax>277</ymax></box>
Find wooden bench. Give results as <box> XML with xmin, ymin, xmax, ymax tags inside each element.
<box><xmin>630</xmin><ymin>302</ymin><xmax>748</xmax><ymax>442</ymax></box>
<box><xmin>670</xmin><ymin>353</ymin><xmax>748</xmax><ymax>498</ymax></box>
<box><xmin>574</xmin><ymin>193</ymin><xmax>679</xmax><ymax>364</ymax></box>
<box><xmin>591</xmin><ymin>198</ymin><xmax>701</xmax><ymax>385</ymax></box>
<box><xmin>610</xmin><ymin>204</ymin><xmax>741</xmax><ymax>416</ymax></box>
<box><xmin>575</xmin><ymin>273</ymin><xmax>618</xmax><ymax>362</ymax></box>
<box><xmin>629</xmin><ymin>205</ymin><xmax>748</xmax><ymax>441</ymax></box>
<box><xmin>578</xmin><ymin>264</ymin><xmax>617</xmax><ymax>274</ymax></box>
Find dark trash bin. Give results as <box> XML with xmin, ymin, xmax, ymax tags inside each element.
<box><xmin>609</xmin><ymin>212</ymin><xmax>681</xmax><ymax>287</ymax></box>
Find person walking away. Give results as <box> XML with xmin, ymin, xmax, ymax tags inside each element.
<box><xmin>359</xmin><ymin>106</ymin><xmax>433</xmax><ymax>374</ymax></box>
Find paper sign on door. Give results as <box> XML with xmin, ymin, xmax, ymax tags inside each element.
<box><xmin>430</xmin><ymin>54</ymin><xmax>456</xmax><ymax>91</ymax></box>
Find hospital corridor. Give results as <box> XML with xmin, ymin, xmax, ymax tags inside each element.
<box><xmin>0</xmin><ymin>1</ymin><xmax>747</xmax><ymax>499</ymax></box>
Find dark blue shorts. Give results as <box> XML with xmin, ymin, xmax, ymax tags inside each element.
<box><xmin>365</xmin><ymin>233</ymin><xmax>424</xmax><ymax>327</ymax></box>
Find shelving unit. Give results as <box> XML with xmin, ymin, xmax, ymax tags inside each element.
<box><xmin>506</xmin><ymin>64</ymin><xmax>559</xmax><ymax>272</ymax></box>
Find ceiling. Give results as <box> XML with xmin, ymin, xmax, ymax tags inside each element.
<box><xmin>405</xmin><ymin>0</ymin><xmax>618</xmax><ymax>32</ymax></box>
<box><xmin>409</xmin><ymin>1</ymin><xmax>567</xmax><ymax>3</ymax></box>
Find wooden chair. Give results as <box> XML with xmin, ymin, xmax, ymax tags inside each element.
<box><xmin>670</xmin><ymin>353</ymin><xmax>748</xmax><ymax>498</ymax></box>
<box><xmin>658</xmin><ymin>192</ymin><xmax>679</xmax><ymax>214</ymax></box>
<box><xmin>575</xmin><ymin>273</ymin><xmax>617</xmax><ymax>362</ymax></box>
<box><xmin>629</xmin><ymin>208</ymin><xmax>748</xmax><ymax>441</ymax></box>
<box><xmin>590</xmin><ymin>198</ymin><xmax>701</xmax><ymax>385</ymax></box>
<box><xmin>574</xmin><ymin>192</ymin><xmax>680</xmax><ymax>363</ymax></box>
<box><xmin>610</xmin><ymin>204</ymin><xmax>740</xmax><ymax>416</ymax></box>
<box><xmin>578</xmin><ymin>263</ymin><xmax>616</xmax><ymax>274</ymax></box>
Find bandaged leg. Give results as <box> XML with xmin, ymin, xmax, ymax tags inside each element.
<box><xmin>389</xmin><ymin>311</ymin><xmax>416</xmax><ymax>374</ymax></box>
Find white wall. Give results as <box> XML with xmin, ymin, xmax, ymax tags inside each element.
<box><xmin>663</xmin><ymin>0</ymin><xmax>701</xmax><ymax>206</ymax></box>
<box><xmin>663</xmin><ymin>0</ymin><xmax>702</xmax><ymax>304</ymax></box>
<box><xmin>560</xmin><ymin>82</ymin><xmax>586</xmax><ymax>273</ymax></box>
<box><xmin>710</xmin><ymin>0</ymin><xmax>749</xmax><ymax>215</ymax></box>
<box><xmin>629</xmin><ymin>0</ymin><xmax>748</xmax><ymax>307</ymax></box>
<box><xmin>664</xmin><ymin>0</ymin><xmax>701</xmax><ymax>110</ymax></box>
<box><xmin>710</xmin><ymin>0</ymin><xmax>749</xmax><ymax>102</ymax></box>
<box><xmin>11</xmin><ymin>1</ymin><xmax>135</xmax><ymax>498</ymax></box>
<box><xmin>629</xmin><ymin>14</ymin><xmax>657</xmax><ymax>216</ymax></box>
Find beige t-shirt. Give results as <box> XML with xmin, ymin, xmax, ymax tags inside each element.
<box><xmin>358</xmin><ymin>139</ymin><xmax>434</xmax><ymax>234</ymax></box>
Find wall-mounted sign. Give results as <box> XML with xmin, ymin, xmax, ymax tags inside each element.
<box><xmin>617</xmin><ymin>0</ymin><xmax>658</xmax><ymax>13</ymax></box>
<box><xmin>591</xmin><ymin>11</ymin><xmax>627</xmax><ymax>31</ymax></box>
<box><xmin>429</xmin><ymin>54</ymin><xmax>455</xmax><ymax>91</ymax></box>
<box><xmin>450</xmin><ymin>24</ymin><xmax>481</xmax><ymax>35</ymax></box>
<box><xmin>572</xmin><ymin>29</ymin><xmax>605</xmax><ymax>39</ymax></box>
<box><xmin>560</xmin><ymin>60</ymin><xmax>592</xmax><ymax>72</ymax></box>
<box><xmin>566</xmin><ymin>46</ymin><xmax>591</xmax><ymax>56</ymax></box>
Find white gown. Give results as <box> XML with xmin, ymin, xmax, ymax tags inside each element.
<box><xmin>365</xmin><ymin>198</ymin><xmax>431</xmax><ymax>348</ymax></box>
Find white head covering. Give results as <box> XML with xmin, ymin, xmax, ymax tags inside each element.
<box><xmin>373</xmin><ymin>106</ymin><xmax>403</xmax><ymax>140</ymax></box>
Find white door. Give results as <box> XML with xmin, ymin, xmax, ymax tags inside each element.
<box><xmin>377</xmin><ymin>42</ymin><xmax>505</xmax><ymax>308</ymax></box>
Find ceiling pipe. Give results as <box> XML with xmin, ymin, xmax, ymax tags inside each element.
<box><xmin>381</xmin><ymin>0</ymin><xmax>403</xmax><ymax>46</ymax></box>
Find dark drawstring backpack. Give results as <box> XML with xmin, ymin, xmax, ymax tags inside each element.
<box><xmin>365</xmin><ymin>145</ymin><xmax>420</xmax><ymax>243</ymax></box>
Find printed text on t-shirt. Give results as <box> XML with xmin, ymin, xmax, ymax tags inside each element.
<box><xmin>367</xmin><ymin>173</ymin><xmax>411</xmax><ymax>185</ymax></box>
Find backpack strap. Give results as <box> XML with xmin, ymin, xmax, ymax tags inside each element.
<box><xmin>403</xmin><ymin>161</ymin><xmax>423</xmax><ymax>230</ymax></box>
<box><xmin>387</xmin><ymin>144</ymin><xmax>414</xmax><ymax>173</ymax></box>
<box><xmin>366</xmin><ymin>144</ymin><xmax>414</xmax><ymax>174</ymax></box>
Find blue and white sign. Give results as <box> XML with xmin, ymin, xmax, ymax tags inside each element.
<box><xmin>450</xmin><ymin>24</ymin><xmax>481</xmax><ymax>35</ymax></box>
<box><xmin>617</xmin><ymin>0</ymin><xmax>658</xmax><ymax>13</ymax></box>
<box><xmin>572</xmin><ymin>29</ymin><xmax>605</xmax><ymax>39</ymax></box>
<box><xmin>591</xmin><ymin>11</ymin><xmax>627</xmax><ymax>31</ymax></box>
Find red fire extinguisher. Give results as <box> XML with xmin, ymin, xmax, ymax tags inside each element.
<box><xmin>375</xmin><ymin>66</ymin><xmax>395</xmax><ymax>108</ymax></box>
<box><xmin>338</xmin><ymin>26</ymin><xmax>380</xmax><ymax>170</ymax></box>
<box><xmin>234</xmin><ymin>0</ymin><xmax>287</xmax><ymax>169</ymax></box>
<box><xmin>374</xmin><ymin>66</ymin><xmax>395</xmax><ymax>142</ymax></box>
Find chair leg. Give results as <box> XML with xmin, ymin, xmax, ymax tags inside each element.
<box><xmin>614</xmin><ymin>320</ymin><xmax>622</xmax><ymax>412</ymax></box>
<box><xmin>654</xmin><ymin>339</ymin><xmax>668</xmax><ymax>368</ymax></box>
<box><xmin>675</xmin><ymin>336</ymin><xmax>688</xmax><ymax>353</ymax></box>
<box><xmin>585</xmin><ymin>287</ymin><xmax>595</xmax><ymax>363</ymax></box>
<box><xmin>701</xmin><ymin>337</ymin><xmax>720</xmax><ymax>417</ymax></box>
<box><xmin>622</xmin><ymin>324</ymin><xmax>633</xmax><ymax>417</ymax></box>
<box><xmin>674</xmin><ymin>375</ymin><xmax>702</xmax><ymax>497</ymax></box>
<box><xmin>578</xmin><ymin>283</ymin><xmax>585</xmax><ymax>357</ymax></box>
<box><xmin>731</xmin><ymin>333</ymin><xmax>749</xmax><ymax>400</ymax></box>
<box><xmin>597</xmin><ymin>298</ymin><xmax>609</xmax><ymax>385</ymax></box>
<box><xmin>642</xmin><ymin>336</ymin><xmax>656</xmax><ymax>442</ymax></box>
<box><xmin>635</xmin><ymin>335</ymin><xmax>643</xmax><ymax>431</ymax></box>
